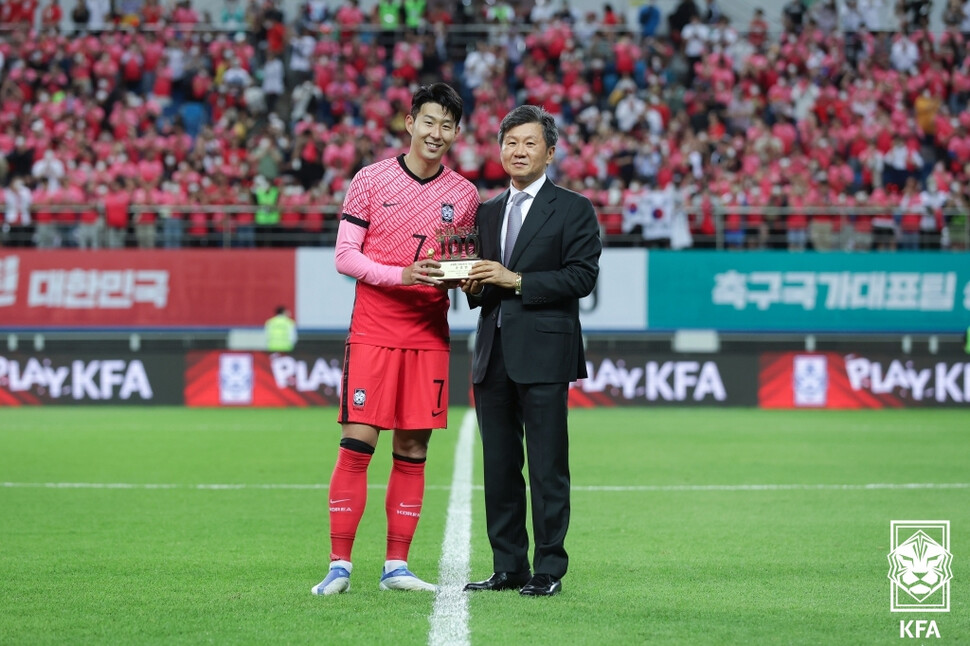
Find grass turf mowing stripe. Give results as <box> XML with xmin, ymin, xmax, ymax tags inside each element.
<box><xmin>2</xmin><ymin>408</ymin><xmax>967</xmax><ymax>644</ymax></box>
<box><xmin>428</xmin><ymin>409</ymin><xmax>476</xmax><ymax>646</ymax></box>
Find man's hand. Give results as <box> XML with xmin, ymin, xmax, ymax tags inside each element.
<box><xmin>403</xmin><ymin>258</ymin><xmax>444</xmax><ymax>286</ymax></box>
<box><xmin>464</xmin><ymin>260</ymin><xmax>518</xmax><ymax>289</ymax></box>
<box><xmin>460</xmin><ymin>277</ymin><xmax>484</xmax><ymax>296</ymax></box>
<box><xmin>438</xmin><ymin>278</ymin><xmax>463</xmax><ymax>291</ymax></box>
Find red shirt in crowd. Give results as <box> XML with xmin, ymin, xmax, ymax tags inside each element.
<box><xmin>41</xmin><ymin>0</ymin><xmax>61</xmax><ymax>28</ymax></box>
<box><xmin>103</xmin><ymin>187</ymin><xmax>131</xmax><ymax>230</ymax></box>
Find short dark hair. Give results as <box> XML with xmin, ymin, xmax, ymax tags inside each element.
<box><xmin>410</xmin><ymin>83</ymin><xmax>464</xmax><ymax>124</ymax></box>
<box><xmin>497</xmin><ymin>105</ymin><xmax>559</xmax><ymax>149</ymax></box>
<box><xmin>275</xmin><ymin>305</ymin><xmax>287</xmax><ymax>315</ymax></box>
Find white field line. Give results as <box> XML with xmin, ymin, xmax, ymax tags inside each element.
<box><xmin>2</xmin><ymin>482</ymin><xmax>968</xmax><ymax>492</ymax></box>
<box><xmin>428</xmin><ymin>409</ymin><xmax>476</xmax><ymax>646</ymax></box>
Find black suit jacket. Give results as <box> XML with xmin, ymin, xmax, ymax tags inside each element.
<box><xmin>469</xmin><ymin>179</ymin><xmax>601</xmax><ymax>384</ymax></box>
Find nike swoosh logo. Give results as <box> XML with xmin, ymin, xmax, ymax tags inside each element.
<box><xmin>431</xmin><ymin>409</ymin><xmax>444</xmax><ymax>417</ymax></box>
<box><xmin>399</xmin><ymin>503</ymin><xmax>422</xmax><ymax>508</ymax></box>
<box><xmin>329</xmin><ymin>498</ymin><xmax>351</xmax><ymax>504</ymax></box>
<box><xmin>382</xmin><ymin>202</ymin><xmax>399</xmax><ymax>207</ymax></box>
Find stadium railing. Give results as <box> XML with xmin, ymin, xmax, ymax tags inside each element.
<box><xmin>3</xmin><ymin>203</ymin><xmax>967</xmax><ymax>250</ymax></box>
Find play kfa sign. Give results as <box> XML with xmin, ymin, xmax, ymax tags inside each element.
<box><xmin>888</xmin><ymin>520</ymin><xmax>952</xmax><ymax>639</ymax></box>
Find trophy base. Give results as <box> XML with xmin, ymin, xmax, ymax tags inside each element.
<box><xmin>439</xmin><ymin>259</ymin><xmax>478</xmax><ymax>280</ymax></box>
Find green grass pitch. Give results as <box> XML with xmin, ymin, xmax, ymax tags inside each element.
<box><xmin>1</xmin><ymin>407</ymin><xmax>967</xmax><ymax>645</ymax></box>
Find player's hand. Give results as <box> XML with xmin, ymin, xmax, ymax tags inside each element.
<box><xmin>465</xmin><ymin>260</ymin><xmax>518</xmax><ymax>289</ymax></box>
<box><xmin>403</xmin><ymin>258</ymin><xmax>444</xmax><ymax>286</ymax></box>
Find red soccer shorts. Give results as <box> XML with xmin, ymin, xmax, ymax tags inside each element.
<box><xmin>338</xmin><ymin>344</ymin><xmax>450</xmax><ymax>430</ymax></box>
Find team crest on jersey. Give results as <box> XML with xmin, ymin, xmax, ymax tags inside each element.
<box><xmin>353</xmin><ymin>389</ymin><xmax>366</xmax><ymax>407</ymax></box>
<box><xmin>441</xmin><ymin>203</ymin><xmax>455</xmax><ymax>223</ymax></box>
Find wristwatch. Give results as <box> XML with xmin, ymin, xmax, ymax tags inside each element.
<box><xmin>514</xmin><ymin>273</ymin><xmax>522</xmax><ymax>295</ymax></box>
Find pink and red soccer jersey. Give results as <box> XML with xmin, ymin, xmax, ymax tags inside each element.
<box><xmin>341</xmin><ymin>155</ymin><xmax>479</xmax><ymax>351</ymax></box>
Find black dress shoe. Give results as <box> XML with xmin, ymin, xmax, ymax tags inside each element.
<box><xmin>519</xmin><ymin>574</ymin><xmax>562</xmax><ymax>596</ymax></box>
<box><xmin>464</xmin><ymin>571</ymin><xmax>531</xmax><ymax>591</ymax></box>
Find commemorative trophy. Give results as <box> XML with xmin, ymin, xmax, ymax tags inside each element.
<box><xmin>430</xmin><ymin>204</ymin><xmax>480</xmax><ymax>281</ymax></box>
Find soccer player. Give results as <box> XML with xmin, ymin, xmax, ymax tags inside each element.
<box><xmin>311</xmin><ymin>83</ymin><xmax>479</xmax><ymax>595</ymax></box>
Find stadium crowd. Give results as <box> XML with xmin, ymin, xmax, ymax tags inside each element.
<box><xmin>0</xmin><ymin>0</ymin><xmax>969</xmax><ymax>250</ymax></box>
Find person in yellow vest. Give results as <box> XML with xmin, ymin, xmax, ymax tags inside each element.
<box><xmin>402</xmin><ymin>0</ymin><xmax>425</xmax><ymax>31</ymax></box>
<box><xmin>253</xmin><ymin>175</ymin><xmax>281</xmax><ymax>246</ymax></box>
<box><xmin>377</xmin><ymin>0</ymin><xmax>402</xmax><ymax>48</ymax></box>
<box><xmin>265</xmin><ymin>305</ymin><xmax>297</xmax><ymax>352</ymax></box>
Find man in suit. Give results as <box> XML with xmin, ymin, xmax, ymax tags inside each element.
<box><xmin>460</xmin><ymin>105</ymin><xmax>601</xmax><ymax>597</ymax></box>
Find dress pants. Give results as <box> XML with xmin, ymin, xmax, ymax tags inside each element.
<box><xmin>473</xmin><ymin>327</ymin><xmax>571</xmax><ymax>578</ymax></box>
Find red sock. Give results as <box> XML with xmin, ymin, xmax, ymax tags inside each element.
<box><xmin>385</xmin><ymin>455</ymin><xmax>426</xmax><ymax>562</ymax></box>
<box><xmin>328</xmin><ymin>445</ymin><xmax>372</xmax><ymax>562</ymax></box>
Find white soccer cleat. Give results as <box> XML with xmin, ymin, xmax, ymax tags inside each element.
<box><xmin>311</xmin><ymin>560</ymin><xmax>352</xmax><ymax>595</ymax></box>
<box><xmin>379</xmin><ymin>560</ymin><xmax>438</xmax><ymax>592</ymax></box>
